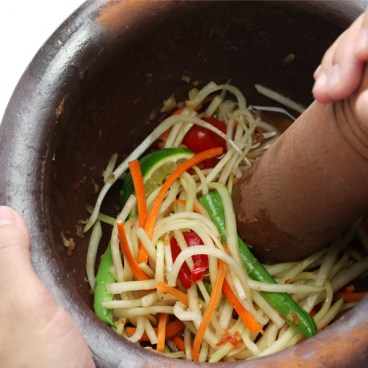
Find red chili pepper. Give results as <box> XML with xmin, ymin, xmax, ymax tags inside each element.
<box><xmin>170</xmin><ymin>239</ymin><xmax>192</xmax><ymax>288</ymax></box>
<box><xmin>170</xmin><ymin>231</ymin><xmax>209</xmax><ymax>288</ymax></box>
<box><xmin>182</xmin><ymin>117</ymin><xmax>227</xmax><ymax>169</ymax></box>
<box><xmin>183</xmin><ymin>231</ymin><xmax>209</xmax><ymax>282</ymax></box>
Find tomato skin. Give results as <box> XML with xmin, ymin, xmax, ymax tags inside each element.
<box><xmin>183</xmin><ymin>117</ymin><xmax>227</xmax><ymax>153</ymax></box>
<box><xmin>170</xmin><ymin>231</ymin><xmax>209</xmax><ymax>288</ymax></box>
<box><xmin>182</xmin><ymin>117</ymin><xmax>227</xmax><ymax>168</ymax></box>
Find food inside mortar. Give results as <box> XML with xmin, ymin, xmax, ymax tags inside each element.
<box><xmin>83</xmin><ymin>81</ymin><xmax>368</xmax><ymax>362</ymax></box>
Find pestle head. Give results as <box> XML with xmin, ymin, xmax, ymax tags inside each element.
<box><xmin>233</xmin><ymin>68</ymin><xmax>368</xmax><ymax>263</ymax></box>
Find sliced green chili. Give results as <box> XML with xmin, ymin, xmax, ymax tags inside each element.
<box><xmin>93</xmin><ymin>244</ymin><xmax>115</xmax><ymax>326</ymax></box>
<box><xmin>199</xmin><ymin>191</ymin><xmax>317</xmax><ymax>338</ymax></box>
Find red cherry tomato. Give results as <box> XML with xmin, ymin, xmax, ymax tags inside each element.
<box><xmin>183</xmin><ymin>117</ymin><xmax>227</xmax><ymax>153</ymax></box>
<box><xmin>183</xmin><ymin>117</ymin><xmax>227</xmax><ymax>168</ymax></box>
<box><xmin>170</xmin><ymin>231</ymin><xmax>209</xmax><ymax>289</ymax></box>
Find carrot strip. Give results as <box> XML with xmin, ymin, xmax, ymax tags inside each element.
<box><xmin>171</xmin><ymin>107</ymin><xmax>185</xmax><ymax>116</ymax></box>
<box><xmin>128</xmin><ymin>160</ymin><xmax>149</xmax><ymax>264</ymax></box>
<box><xmin>192</xmin><ymin>260</ymin><xmax>227</xmax><ymax>362</ymax></box>
<box><xmin>222</xmin><ymin>279</ymin><xmax>263</xmax><ymax>333</ymax></box>
<box><xmin>145</xmin><ymin>147</ymin><xmax>223</xmax><ymax>238</ymax></box>
<box><xmin>171</xmin><ymin>335</ymin><xmax>186</xmax><ymax>353</ymax></box>
<box><xmin>125</xmin><ymin>319</ymin><xmax>184</xmax><ymax>341</ymax></box>
<box><xmin>157</xmin><ymin>281</ymin><xmax>189</xmax><ymax>305</ymax></box>
<box><xmin>128</xmin><ymin>160</ymin><xmax>147</xmax><ymax>226</ymax></box>
<box><xmin>157</xmin><ymin>313</ymin><xmax>168</xmax><ymax>352</ymax></box>
<box><xmin>165</xmin><ymin>319</ymin><xmax>185</xmax><ymax>337</ymax></box>
<box><xmin>117</xmin><ymin>220</ymin><xmax>149</xmax><ymax>281</ymax></box>
<box><xmin>200</xmin><ymin>93</ymin><xmax>215</xmax><ymax>106</ymax></box>
<box><xmin>335</xmin><ymin>291</ymin><xmax>367</xmax><ymax>302</ymax></box>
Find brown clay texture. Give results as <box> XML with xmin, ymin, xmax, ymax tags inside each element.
<box><xmin>0</xmin><ymin>1</ymin><xmax>367</xmax><ymax>367</ymax></box>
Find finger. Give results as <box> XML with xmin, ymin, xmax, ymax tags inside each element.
<box><xmin>326</xmin><ymin>13</ymin><xmax>366</xmax><ymax>100</ymax></box>
<box><xmin>0</xmin><ymin>206</ymin><xmax>96</xmax><ymax>368</ymax></box>
<box><xmin>314</xmin><ymin>14</ymin><xmax>365</xmax><ymax>102</ymax></box>
<box><xmin>317</xmin><ymin>34</ymin><xmax>339</xmax><ymax>74</ymax></box>
<box><xmin>312</xmin><ymin>35</ymin><xmax>341</xmax><ymax>102</ymax></box>
<box><xmin>355</xmin><ymin>10</ymin><xmax>368</xmax><ymax>59</ymax></box>
<box><xmin>0</xmin><ymin>205</ymin><xmax>29</xmax><ymax>237</ymax></box>
<box><xmin>0</xmin><ymin>206</ymin><xmax>34</xmax><ymax>297</ymax></box>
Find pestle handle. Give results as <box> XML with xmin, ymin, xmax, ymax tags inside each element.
<box><xmin>232</xmin><ymin>66</ymin><xmax>368</xmax><ymax>263</ymax></box>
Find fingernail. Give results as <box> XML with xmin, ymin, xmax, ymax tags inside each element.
<box><xmin>328</xmin><ymin>64</ymin><xmax>341</xmax><ymax>90</ymax></box>
<box><xmin>313</xmin><ymin>71</ymin><xmax>327</xmax><ymax>93</ymax></box>
<box><xmin>355</xmin><ymin>28</ymin><xmax>368</xmax><ymax>56</ymax></box>
<box><xmin>0</xmin><ymin>206</ymin><xmax>16</xmax><ymax>227</ymax></box>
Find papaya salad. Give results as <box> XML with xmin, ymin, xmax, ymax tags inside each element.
<box><xmin>83</xmin><ymin>81</ymin><xmax>368</xmax><ymax>362</ymax></box>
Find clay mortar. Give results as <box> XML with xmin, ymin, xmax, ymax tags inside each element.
<box><xmin>1</xmin><ymin>1</ymin><xmax>368</xmax><ymax>367</ymax></box>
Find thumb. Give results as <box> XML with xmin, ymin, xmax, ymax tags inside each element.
<box><xmin>0</xmin><ymin>206</ymin><xmax>96</xmax><ymax>368</ymax></box>
<box><xmin>0</xmin><ymin>206</ymin><xmax>32</xmax><ymax>288</ymax></box>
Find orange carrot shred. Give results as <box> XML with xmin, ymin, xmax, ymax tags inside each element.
<box><xmin>128</xmin><ymin>160</ymin><xmax>149</xmax><ymax>264</ymax></box>
<box><xmin>125</xmin><ymin>319</ymin><xmax>184</xmax><ymax>341</ymax></box>
<box><xmin>200</xmin><ymin>93</ymin><xmax>215</xmax><ymax>106</ymax></box>
<box><xmin>117</xmin><ymin>220</ymin><xmax>149</xmax><ymax>281</ymax></box>
<box><xmin>335</xmin><ymin>291</ymin><xmax>367</xmax><ymax>302</ymax></box>
<box><xmin>171</xmin><ymin>335</ymin><xmax>186</xmax><ymax>353</ymax></box>
<box><xmin>128</xmin><ymin>160</ymin><xmax>147</xmax><ymax>226</ymax></box>
<box><xmin>222</xmin><ymin>279</ymin><xmax>263</xmax><ymax>333</ymax></box>
<box><xmin>157</xmin><ymin>313</ymin><xmax>168</xmax><ymax>352</ymax></box>
<box><xmin>157</xmin><ymin>281</ymin><xmax>189</xmax><ymax>305</ymax></box>
<box><xmin>171</xmin><ymin>107</ymin><xmax>185</xmax><ymax>116</ymax></box>
<box><xmin>137</xmin><ymin>242</ymin><xmax>149</xmax><ymax>264</ymax></box>
<box><xmin>192</xmin><ymin>260</ymin><xmax>227</xmax><ymax>362</ymax></box>
<box><xmin>145</xmin><ymin>147</ymin><xmax>223</xmax><ymax>239</ymax></box>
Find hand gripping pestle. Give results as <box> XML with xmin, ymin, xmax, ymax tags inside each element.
<box><xmin>232</xmin><ymin>67</ymin><xmax>368</xmax><ymax>263</ymax></box>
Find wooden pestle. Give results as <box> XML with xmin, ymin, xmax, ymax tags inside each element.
<box><xmin>232</xmin><ymin>66</ymin><xmax>368</xmax><ymax>263</ymax></box>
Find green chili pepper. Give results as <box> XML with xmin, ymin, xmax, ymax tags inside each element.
<box><xmin>199</xmin><ymin>192</ymin><xmax>317</xmax><ymax>338</ymax></box>
<box><xmin>93</xmin><ymin>244</ymin><xmax>115</xmax><ymax>326</ymax></box>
